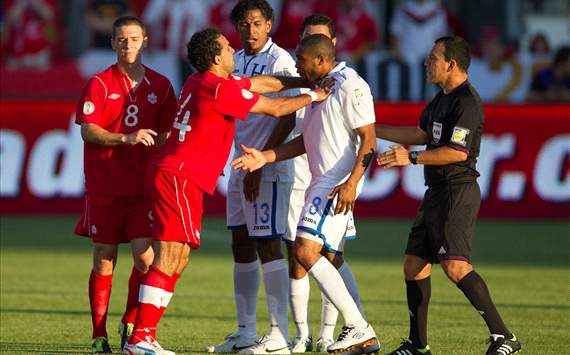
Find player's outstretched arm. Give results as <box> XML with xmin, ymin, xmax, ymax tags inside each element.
<box><xmin>377</xmin><ymin>145</ymin><xmax>467</xmax><ymax>168</ymax></box>
<box><xmin>375</xmin><ymin>124</ymin><xmax>428</xmax><ymax>145</ymax></box>
<box><xmin>250</xmin><ymin>87</ymin><xmax>330</xmax><ymax>117</ymax></box>
<box><xmin>81</xmin><ymin>123</ymin><xmax>158</xmax><ymax>146</ymax></box>
<box><xmin>232</xmin><ymin>135</ymin><xmax>306</xmax><ymax>172</ymax></box>
<box><xmin>328</xmin><ymin>123</ymin><xmax>376</xmax><ymax>215</ymax></box>
<box><xmin>248</xmin><ymin>75</ymin><xmax>310</xmax><ymax>94</ymax></box>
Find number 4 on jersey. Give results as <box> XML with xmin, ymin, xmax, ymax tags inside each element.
<box><xmin>173</xmin><ymin>93</ymin><xmax>192</xmax><ymax>141</ymax></box>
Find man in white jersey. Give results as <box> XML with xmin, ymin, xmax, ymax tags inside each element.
<box><xmin>207</xmin><ymin>1</ymin><xmax>297</xmax><ymax>354</ymax></box>
<box><xmin>232</xmin><ymin>34</ymin><xmax>380</xmax><ymax>355</ymax></box>
<box><xmin>286</xmin><ymin>15</ymin><xmax>363</xmax><ymax>354</ymax></box>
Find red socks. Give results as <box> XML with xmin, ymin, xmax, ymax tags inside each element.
<box><xmin>121</xmin><ymin>267</ymin><xmax>147</xmax><ymax>325</ymax></box>
<box><xmin>89</xmin><ymin>271</ymin><xmax>113</xmax><ymax>339</ymax></box>
<box><xmin>129</xmin><ymin>266</ymin><xmax>180</xmax><ymax>344</ymax></box>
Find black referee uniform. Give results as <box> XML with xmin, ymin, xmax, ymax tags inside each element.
<box><xmin>406</xmin><ymin>80</ymin><xmax>483</xmax><ymax>263</ymax></box>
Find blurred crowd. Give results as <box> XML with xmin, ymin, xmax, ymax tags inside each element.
<box><xmin>1</xmin><ymin>0</ymin><xmax>569</xmax><ymax>102</ymax></box>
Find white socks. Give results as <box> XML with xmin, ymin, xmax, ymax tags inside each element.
<box><xmin>290</xmin><ymin>275</ymin><xmax>311</xmax><ymax>338</ymax></box>
<box><xmin>319</xmin><ymin>290</ymin><xmax>338</xmax><ymax>340</ymax></box>
<box><xmin>234</xmin><ymin>261</ymin><xmax>259</xmax><ymax>340</ymax></box>
<box><xmin>262</xmin><ymin>259</ymin><xmax>289</xmax><ymax>343</ymax></box>
<box><xmin>338</xmin><ymin>262</ymin><xmax>363</xmax><ymax>314</ymax></box>
<box><xmin>308</xmin><ymin>257</ymin><xmax>367</xmax><ymax>329</ymax></box>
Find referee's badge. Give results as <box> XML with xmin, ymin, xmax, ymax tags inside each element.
<box><xmin>432</xmin><ymin>122</ymin><xmax>442</xmax><ymax>143</ymax></box>
<box><xmin>451</xmin><ymin>126</ymin><xmax>470</xmax><ymax>146</ymax></box>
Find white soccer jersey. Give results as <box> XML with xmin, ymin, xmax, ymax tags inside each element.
<box><xmin>303</xmin><ymin>62</ymin><xmax>376</xmax><ymax>189</ymax></box>
<box><xmin>290</xmin><ymin>105</ymin><xmax>311</xmax><ymax>190</ymax></box>
<box><xmin>229</xmin><ymin>38</ymin><xmax>300</xmax><ymax>189</ymax></box>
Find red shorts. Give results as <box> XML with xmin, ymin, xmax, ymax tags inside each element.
<box><xmin>146</xmin><ymin>168</ymin><xmax>203</xmax><ymax>249</ymax></box>
<box><xmin>75</xmin><ymin>193</ymin><xmax>152</xmax><ymax>244</ymax></box>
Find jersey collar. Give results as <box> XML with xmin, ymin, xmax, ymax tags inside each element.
<box><xmin>327</xmin><ymin>61</ymin><xmax>347</xmax><ymax>76</ymax></box>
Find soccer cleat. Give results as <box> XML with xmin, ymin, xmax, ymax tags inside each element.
<box><xmin>291</xmin><ymin>335</ymin><xmax>313</xmax><ymax>353</ymax></box>
<box><xmin>92</xmin><ymin>337</ymin><xmax>112</xmax><ymax>353</ymax></box>
<box><xmin>118</xmin><ymin>322</ymin><xmax>134</xmax><ymax>350</ymax></box>
<box><xmin>327</xmin><ymin>324</ymin><xmax>380</xmax><ymax>354</ymax></box>
<box><xmin>316</xmin><ymin>338</ymin><xmax>334</xmax><ymax>353</ymax></box>
<box><xmin>206</xmin><ymin>332</ymin><xmax>257</xmax><ymax>353</ymax></box>
<box><xmin>123</xmin><ymin>334</ymin><xmax>175</xmax><ymax>355</ymax></box>
<box><xmin>385</xmin><ymin>339</ymin><xmax>432</xmax><ymax>355</ymax></box>
<box><xmin>239</xmin><ymin>335</ymin><xmax>291</xmax><ymax>354</ymax></box>
<box><xmin>486</xmin><ymin>334</ymin><xmax>522</xmax><ymax>355</ymax></box>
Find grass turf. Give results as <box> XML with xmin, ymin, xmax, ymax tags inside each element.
<box><xmin>0</xmin><ymin>216</ymin><xmax>568</xmax><ymax>354</ymax></box>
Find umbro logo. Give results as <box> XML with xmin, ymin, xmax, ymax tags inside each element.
<box><xmin>108</xmin><ymin>93</ymin><xmax>121</xmax><ymax>99</ymax></box>
<box><xmin>351</xmin><ymin>332</ymin><xmax>365</xmax><ymax>339</ymax></box>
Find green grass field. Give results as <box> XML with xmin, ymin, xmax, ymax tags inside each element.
<box><xmin>1</xmin><ymin>216</ymin><xmax>568</xmax><ymax>354</ymax></box>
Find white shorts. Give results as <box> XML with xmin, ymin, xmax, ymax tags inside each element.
<box><xmin>226</xmin><ymin>181</ymin><xmax>292</xmax><ymax>239</ymax></box>
<box><xmin>284</xmin><ymin>188</ymin><xmax>306</xmax><ymax>244</ymax></box>
<box><xmin>296</xmin><ymin>184</ymin><xmax>357</xmax><ymax>254</ymax></box>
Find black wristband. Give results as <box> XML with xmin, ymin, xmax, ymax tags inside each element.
<box><xmin>409</xmin><ymin>151</ymin><xmax>418</xmax><ymax>165</ymax></box>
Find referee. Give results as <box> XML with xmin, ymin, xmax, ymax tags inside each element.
<box><xmin>376</xmin><ymin>36</ymin><xmax>522</xmax><ymax>355</ymax></box>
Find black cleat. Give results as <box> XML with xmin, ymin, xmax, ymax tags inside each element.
<box><xmin>486</xmin><ymin>334</ymin><xmax>522</xmax><ymax>355</ymax></box>
<box><xmin>92</xmin><ymin>337</ymin><xmax>112</xmax><ymax>353</ymax></box>
<box><xmin>385</xmin><ymin>339</ymin><xmax>431</xmax><ymax>355</ymax></box>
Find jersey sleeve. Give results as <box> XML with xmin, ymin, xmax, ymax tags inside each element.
<box><xmin>446</xmin><ymin>97</ymin><xmax>482</xmax><ymax>152</ymax></box>
<box><xmin>340</xmin><ymin>79</ymin><xmax>376</xmax><ymax>129</ymax></box>
<box><xmin>418</xmin><ymin>105</ymin><xmax>430</xmax><ymax>131</ymax></box>
<box><xmin>75</xmin><ymin>76</ymin><xmax>107</xmax><ymax>125</ymax></box>
<box><xmin>157</xmin><ymin>82</ymin><xmax>178</xmax><ymax>133</ymax></box>
<box><xmin>214</xmin><ymin>78</ymin><xmax>260</xmax><ymax>120</ymax></box>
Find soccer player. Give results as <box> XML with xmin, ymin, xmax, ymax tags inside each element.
<box><xmin>122</xmin><ymin>28</ymin><xmax>330</xmax><ymax>355</ymax></box>
<box><xmin>287</xmin><ymin>14</ymin><xmax>363</xmax><ymax>354</ymax></box>
<box><xmin>209</xmin><ymin>1</ymin><xmax>299</xmax><ymax>353</ymax></box>
<box><xmin>75</xmin><ymin>16</ymin><xmax>177</xmax><ymax>354</ymax></box>
<box><xmin>375</xmin><ymin>36</ymin><xmax>522</xmax><ymax>355</ymax></box>
<box><xmin>231</xmin><ymin>34</ymin><xmax>380</xmax><ymax>355</ymax></box>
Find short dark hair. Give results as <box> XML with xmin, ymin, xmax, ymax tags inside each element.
<box><xmin>187</xmin><ymin>28</ymin><xmax>223</xmax><ymax>73</ymax></box>
<box><xmin>230</xmin><ymin>0</ymin><xmax>273</xmax><ymax>26</ymax></box>
<box><xmin>435</xmin><ymin>36</ymin><xmax>471</xmax><ymax>72</ymax></box>
<box><xmin>298</xmin><ymin>34</ymin><xmax>335</xmax><ymax>61</ymax></box>
<box><xmin>301</xmin><ymin>14</ymin><xmax>335</xmax><ymax>39</ymax></box>
<box><xmin>112</xmin><ymin>16</ymin><xmax>146</xmax><ymax>38</ymax></box>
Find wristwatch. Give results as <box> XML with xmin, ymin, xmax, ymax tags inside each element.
<box><xmin>408</xmin><ymin>151</ymin><xmax>418</xmax><ymax>165</ymax></box>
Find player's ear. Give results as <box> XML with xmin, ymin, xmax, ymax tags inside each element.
<box><xmin>142</xmin><ymin>36</ymin><xmax>148</xmax><ymax>49</ymax></box>
<box><xmin>331</xmin><ymin>37</ymin><xmax>337</xmax><ymax>46</ymax></box>
<box><xmin>214</xmin><ymin>54</ymin><xmax>222</xmax><ymax>66</ymax></box>
<box><xmin>448</xmin><ymin>59</ymin><xmax>455</xmax><ymax>72</ymax></box>
<box><xmin>266</xmin><ymin>19</ymin><xmax>272</xmax><ymax>33</ymax></box>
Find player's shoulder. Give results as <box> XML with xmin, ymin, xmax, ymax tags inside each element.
<box><xmin>143</xmin><ymin>66</ymin><xmax>173</xmax><ymax>89</ymax></box>
<box><xmin>453</xmin><ymin>82</ymin><xmax>483</xmax><ymax>108</ymax></box>
<box><xmin>266</xmin><ymin>40</ymin><xmax>295</xmax><ymax>66</ymax></box>
<box><xmin>333</xmin><ymin>63</ymin><xmax>370</xmax><ymax>93</ymax></box>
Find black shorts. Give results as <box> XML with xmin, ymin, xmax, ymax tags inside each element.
<box><xmin>405</xmin><ymin>181</ymin><xmax>481</xmax><ymax>264</ymax></box>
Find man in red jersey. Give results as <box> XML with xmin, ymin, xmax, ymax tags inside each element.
<box><xmin>75</xmin><ymin>16</ymin><xmax>177</xmax><ymax>354</ymax></box>
<box><xmin>123</xmin><ymin>27</ymin><xmax>330</xmax><ymax>355</ymax></box>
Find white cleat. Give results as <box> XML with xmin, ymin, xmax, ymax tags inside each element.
<box><xmin>327</xmin><ymin>324</ymin><xmax>380</xmax><ymax>354</ymax></box>
<box><xmin>291</xmin><ymin>335</ymin><xmax>313</xmax><ymax>353</ymax></box>
<box><xmin>206</xmin><ymin>333</ymin><xmax>257</xmax><ymax>353</ymax></box>
<box><xmin>315</xmin><ymin>338</ymin><xmax>334</xmax><ymax>353</ymax></box>
<box><xmin>239</xmin><ymin>335</ymin><xmax>291</xmax><ymax>354</ymax></box>
<box><xmin>123</xmin><ymin>335</ymin><xmax>175</xmax><ymax>355</ymax></box>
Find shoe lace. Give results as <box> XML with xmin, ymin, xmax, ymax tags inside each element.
<box><xmin>336</xmin><ymin>326</ymin><xmax>355</xmax><ymax>341</ymax></box>
<box><xmin>486</xmin><ymin>336</ymin><xmax>503</xmax><ymax>352</ymax></box>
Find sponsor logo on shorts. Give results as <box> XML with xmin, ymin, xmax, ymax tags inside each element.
<box><xmin>253</xmin><ymin>225</ymin><xmax>269</xmax><ymax>230</ymax></box>
<box><xmin>91</xmin><ymin>225</ymin><xmax>97</xmax><ymax>235</ymax></box>
<box><xmin>302</xmin><ymin>216</ymin><xmax>317</xmax><ymax>224</ymax></box>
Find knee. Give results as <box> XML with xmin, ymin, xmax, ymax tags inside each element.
<box><xmin>256</xmin><ymin>238</ymin><xmax>283</xmax><ymax>262</ymax></box>
<box><xmin>403</xmin><ymin>256</ymin><xmax>431</xmax><ymax>280</ymax></box>
<box><xmin>231</xmin><ymin>231</ymin><xmax>257</xmax><ymax>261</ymax></box>
<box><xmin>293</xmin><ymin>242</ymin><xmax>317</xmax><ymax>269</ymax></box>
<box><xmin>92</xmin><ymin>245</ymin><xmax>117</xmax><ymax>274</ymax></box>
<box><xmin>441</xmin><ymin>261</ymin><xmax>473</xmax><ymax>284</ymax></box>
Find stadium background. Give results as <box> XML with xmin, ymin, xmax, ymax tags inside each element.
<box><xmin>0</xmin><ymin>0</ymin><xmax>569</xmax><ymax>354</ymax></box>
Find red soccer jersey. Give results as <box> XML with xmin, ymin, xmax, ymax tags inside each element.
<box><xmin>76</xmin><ymin>64</ymin><xmax>178</xmax><ymax>196</ymax></box>
<box><xmin>154</xmin><ymin>71</ymin><xmax>260</xmax><ymax>194</ymax></box>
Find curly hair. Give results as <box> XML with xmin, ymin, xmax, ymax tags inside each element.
<box><xmin>230</xmin><ymin>0</ymin><xmax>273</xmax><ymax>26</ymax></box>
<box><xmin>187</xmin><ymin>28</ymin><xmax>223</xmax><ymax>73</ymax></box>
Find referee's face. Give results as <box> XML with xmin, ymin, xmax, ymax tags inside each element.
<box><xmin>425</xmin><ymin>42</ymin><xmax>449</xmax><ymax>84</ymax></box>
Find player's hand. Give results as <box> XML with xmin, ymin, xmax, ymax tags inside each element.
<box><xmin>377</xmin><ymin>145</ymin><xmax>410</xmax><ymax>168</ymax></box>
<box><xmin>124</xmin><ymin>129</ymin><xmax>158</xmax><ymax>146</ymax></box>
<box><xmin>327</xmin><ymin>181</ymin><xmax>357</xmax><ymax>215</ymax></box>
<box><xmin>243</xmin><ymin>169</ymin><xmax>262</xmax><ymax>202</ymax></box>
<box><xmin>312</xmin><ymin>86</ymin><xmax>332</xmax><ymax>102</ymax></box>
<box><xmin>313</xmin><ymin>77</ymin><xmax>335</xmax><ymax>92</ymax></box>
<box><xmin>231</xmin><ymin>144</ymin><xmax>268</xmax><ymax>172</ymax></box>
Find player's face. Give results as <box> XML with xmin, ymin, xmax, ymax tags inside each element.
<box><xmin>236</xmin><ymin>9</ymin><xmax>272</xmax><ymax>55</ymax></box>
<box><xmin>295</xmin><ymin>47</ymin><xmax>320</xmax><ymax>82</ymax></box>
<box><xmin>301</xmin><ymin>24</ymin><xmax>336</xmax><ymax>46</ymax></box>
<box><xmin>112</xmin><ymin>25</ymin><xmax>147</xmax><ymax>65</ymax></box>
<box><xmin>216</xmin><ymin>35</ymin><xmax>236</xmax><ymax>75</ymax></box>
<box><xmin>424</xmin><ymin>42</ymin><xmax>449</xmax><ymax>84</ymax></box>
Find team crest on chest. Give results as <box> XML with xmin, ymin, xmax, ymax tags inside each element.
<box><xmin>432</xmin><ymin>122</ymin><xmax>442</xmax><ymax>143</ymax></box>
<box><xmin>147</xmin><ymin>92</ymin><xmax>157</xmax><ymax>104</ymax></box>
